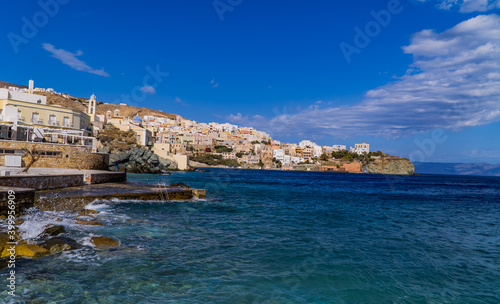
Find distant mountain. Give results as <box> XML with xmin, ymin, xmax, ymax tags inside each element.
<box><xmin>414</xmin><ymin>162</ymin><xmax>500</xmax><ymax>177</ymax></box>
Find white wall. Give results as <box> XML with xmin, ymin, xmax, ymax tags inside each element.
<box><xmin>0</xmin><ymin>88</ymin><xmax>47</xmax><ymax>104</ymax></box>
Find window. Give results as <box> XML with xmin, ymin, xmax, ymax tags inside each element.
<box><xmin>0</xmin><ymin>149</ymin><xmax>23</xmax><ymax>155</ymax></box>
<box><xmin>0</xmin><ymin>126</ymin><xmax>12</xmax><ymax>139</ymax></box>
<box><xmin>41</xmin><ymin>151</ymin><xmax>61</xmax><ymax>157</ymax></box>
<box><xmin>49</xmin><ymin>115</ymin><xmax>56</xmax><ymax>125</ymax></box>
<box><xmin>63</xmin><ymin>117</ymin><xmax>70</xmax><ymax>127</ymax></box>
<box><xmin>32</xmin><ymin>113</ymin><xmax>39</xmax><ymax>124</ymax></box>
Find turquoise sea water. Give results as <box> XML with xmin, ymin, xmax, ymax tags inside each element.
<box><xmin>1</xmin><ymin>169</ymin><xmax>500</xmax><ymax>303</ymax></box>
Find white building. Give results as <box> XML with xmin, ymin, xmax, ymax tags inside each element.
<box><xmin>273</xmin><ymin>149</ymin><xmax>285</xmax><ymax>162</ymax></box>
<box><xmin>299</xmin><ymin>140</ymin><xmax>316</xmax><ymax>148</ymax></box>
<box><xmin>350</xmin><ymin>142</ymin><xmax>370</xmax><ymax>154</ymax></box>
<box><xmin>291</xmin><ymin>156</ymin><xmax>305</xmax><ymax>164</ymax></box>
<box><xmin>313</xmin><ymin>145</ymin><xmax>323</xmax><ymax>158</ymax></box>
<box><xmin>332</xmin><ymin>145</ymin><xmax>347</xmax><ymax>151</ymax></box>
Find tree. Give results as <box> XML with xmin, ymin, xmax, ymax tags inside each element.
<box><xmin>22</xmin><ymin>148</ymin><xmax>42</xmax><ymax>173</ymax></box>
<box><xmin>320</xmin><ymin>153</ymin><xmax>329</xmax><ymax>161</ymax></box>
<box><xmin>258</xmin><ymin>160</ymin><xmax>265</xmax><ymax>168</ymax></box>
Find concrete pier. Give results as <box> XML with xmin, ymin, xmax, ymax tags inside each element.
<box><xmin>35</xmin><ymin>182</ymin><xmax>206</xmax><ymax>211</ymax></box>
<box><xmin>0</xmin><ymin>167</ymin><xmax>206</xmax><ymax>214</ymax></box>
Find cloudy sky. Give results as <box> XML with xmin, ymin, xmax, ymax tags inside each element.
<box><xmin>1</xmin><ymin>0</ymin><xmax>499</xmax><ymax>163</ymax></box>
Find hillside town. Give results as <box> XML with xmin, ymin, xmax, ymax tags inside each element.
<box><xmin>0</xmin><ymin>80</ymin><xmax>384</xmax><ymax>173</ymax></box>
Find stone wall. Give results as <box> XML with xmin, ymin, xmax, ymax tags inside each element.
<box><xmin>0</xmin><ymin>140</ymin><xmax>109</xmax><ymax>170</ymax></box>
<box><xmin>319</xmin><ymin>162</ymin><xmax>363</xmax><ymax>173</ymax></box>
<box><xmin>0</xmin><ymin>187</ymin><xmax>35</xmax><ymax>216</ymax></box>
<box><xmin>0</xmin><ymin>175</ymin><xmax>85</xmax><ymax>190</ymax></box>
<box><xmin>90</xmin><ymin>172</ymin><xmax>126</xmax><ymax>184</ymax></box>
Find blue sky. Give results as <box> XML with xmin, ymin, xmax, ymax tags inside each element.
<box><xmin>1</xmin><ymin>0</ymin><xmax>499</xmax><ymax>163</ymax></box>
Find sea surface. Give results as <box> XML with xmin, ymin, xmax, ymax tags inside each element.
<box><xmin>1</xmin><ymin>169</ymin><xmax>500</xmax><ymax>303</ymax></box>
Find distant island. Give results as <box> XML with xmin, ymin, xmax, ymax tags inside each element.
<box><xmin>414</xmin><ymin>162</ymin><xmax>500</xmax><ymax>177</ymax></box>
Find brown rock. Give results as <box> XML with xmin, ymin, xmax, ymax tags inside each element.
<box><xmin>90</xmin><ymin>236</ymin><xmax>120</xmax><ymax>249</ymax></box>
<box><xmin>0</xmin><ymin>232</ymin><xmax>10</xmax><ymax>246</ymax></box>
<box><xmin>75</xmin><ymin>220</ymin><xmax>105</xmax><ymax>226</ymax></box>
<box><xmin>38</xmin><ymin>225</ymin><xmax>65</xmax><ymax>237</ymax></box>
<box><xmin>40</xmin><ymin>237</ymin><xmax>82</xmax><ymax>254</ymax></box>
<box><xmin>15</xmin><ymin>218</ymin><xmax>24</xmax><ymax>225</ymax></box>
<box><xmin>171</xmin><ymin>182</ymin><xmax>189</xmax><ymax>189</ymax></box>
<box><xmin>16</xmin><ymin>244</ymin><xmax>49</xmax><ymax>259</ymax></box>
<box><xmin>0</xmin><ymin>232</ymin><xmax>18</xmax><ymax>250</ymax></box>
<box><xmin>77</xmin><ymin>209</ymin><xmax>99</xmax><ymax>217</ymax></box>
<box><xmin>1</xmin><ymin>246</ymin><xmax>16</xmax><ymax>258</ymax></box>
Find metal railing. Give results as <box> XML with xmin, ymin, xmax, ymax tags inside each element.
<box><xmin>155</xmin><ymin>182</ymin><xmax>170</xmax><ymax>201</ymax></box>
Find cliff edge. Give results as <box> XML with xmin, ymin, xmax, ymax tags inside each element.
<box><xmin>365</xmin><ymin>155</ymin><xmax>415</xmax><ymax>175</ymax></box>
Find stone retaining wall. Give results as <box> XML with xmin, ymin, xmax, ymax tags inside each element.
<box><xmin>0</xmin><ymin>187</ymin><xmax>35</xmax><ymax>216</ymax></box>
<box><xmin>90</xmin><ymin>172</ymin><xmax>127</xmax><ymax>184</ymax></box>
<box><xmin>0</xmin><ymin>140</ymin><xmax>109</xmax><ymax>170</ymax></box>
<box><xmin>0</xmin><ymin>175</ymin><xmax>85</xmax><ymax>190</ymax></box>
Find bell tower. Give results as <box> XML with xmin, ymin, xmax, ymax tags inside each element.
<box><xmin>88</xmin><ymin>93</ymin><xmax>97</xmax><ymax>121</ymax></box>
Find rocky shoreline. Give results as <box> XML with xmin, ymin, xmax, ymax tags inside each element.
<box><xmin>0</xmin><ymin>175</ymin><xmax>205</xmax><ymax>270</ymax></box>
<box><xmin>0</xmin><ymin>207</ymin><xmax>120</xmax><ymax>268</ymax></box>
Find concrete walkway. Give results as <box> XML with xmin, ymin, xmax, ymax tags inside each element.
<box><xmin>0</xmin><ymin>166</ymin><xmax>111</xmax><ymax>176</ymax></box>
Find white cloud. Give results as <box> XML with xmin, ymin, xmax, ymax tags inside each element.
<box><xmin>420</xmin><ymin>0</ymin><xmax>500</xmax><ymax>12</ymax></box>
<box><xmin>227</xmin><ymin>15</ymin><xmax>500</xmax><ymax>139</ymax></box>
<box><xmin>173</xmin><ymin>96</ymin><xmax>188</xmax><ymax>106</ymax></box>
<box><xmin>42</xmin><ymin>43</ymin><xmax>110</xmax><ymax>77</ymax></box>
<box><xmin>210</xmin><ymin>78</ymin><xmax>219</xmax><ymax>88</ymax></box>
<box><xmin>140</xmin><ymin>85</ymin><xmax>156</xmax><ymax>95</ymax></box>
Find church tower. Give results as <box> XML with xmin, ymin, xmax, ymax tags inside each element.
<box><xmin>88</xmin><ymin>93</ymin><xmax>97</xmax><ymax>121</ymax></box>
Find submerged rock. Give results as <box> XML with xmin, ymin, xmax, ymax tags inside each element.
<box><xmin>38</xmin><ymin>225</ymin><xmax>65</xmax><ymax>237</ymax></box>
<box><xmin>90</xmin><ymin>236</ymin><xmax>120</xmax><ymax>249</ymax></box>
<box><xmin>0</xmin><ymin>258</ymin><xmax>8</xmax><ymax>270</ymax></box>
<box><xmin>40</xmin><ymin>237</ymin><xmax>82</xmax><ymax>254</ymax></box>
<box><xmin>77</xmin><ymin>209</ymin><xmax>99</xmax><ymax>217</ymax></box>
<box><xmin>170</xmin><ymin>182</ymin><xmax>189</xmax><ymax>189</ymax></box>
<box><xmin>75</xmin><ymin>220</ymin><xmax>105</xmax><ymax>226</ymax></box>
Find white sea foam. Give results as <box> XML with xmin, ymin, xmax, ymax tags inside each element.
<box><xmin>85</xmin><ymin>199</ymin><xmax>112</xmax><ymax>211</ymax></box>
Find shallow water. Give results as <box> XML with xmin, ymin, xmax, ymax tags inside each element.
<box><xmin>1</xmin><ymin>169</ymin><xmax>499</xmax><ymax>303</ymax></box>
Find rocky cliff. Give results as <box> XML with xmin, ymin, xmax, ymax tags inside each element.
<box><xmin>365</xmin><ymin>156</ymin><xmax>415</xmax><ymax>175</ymax></box>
